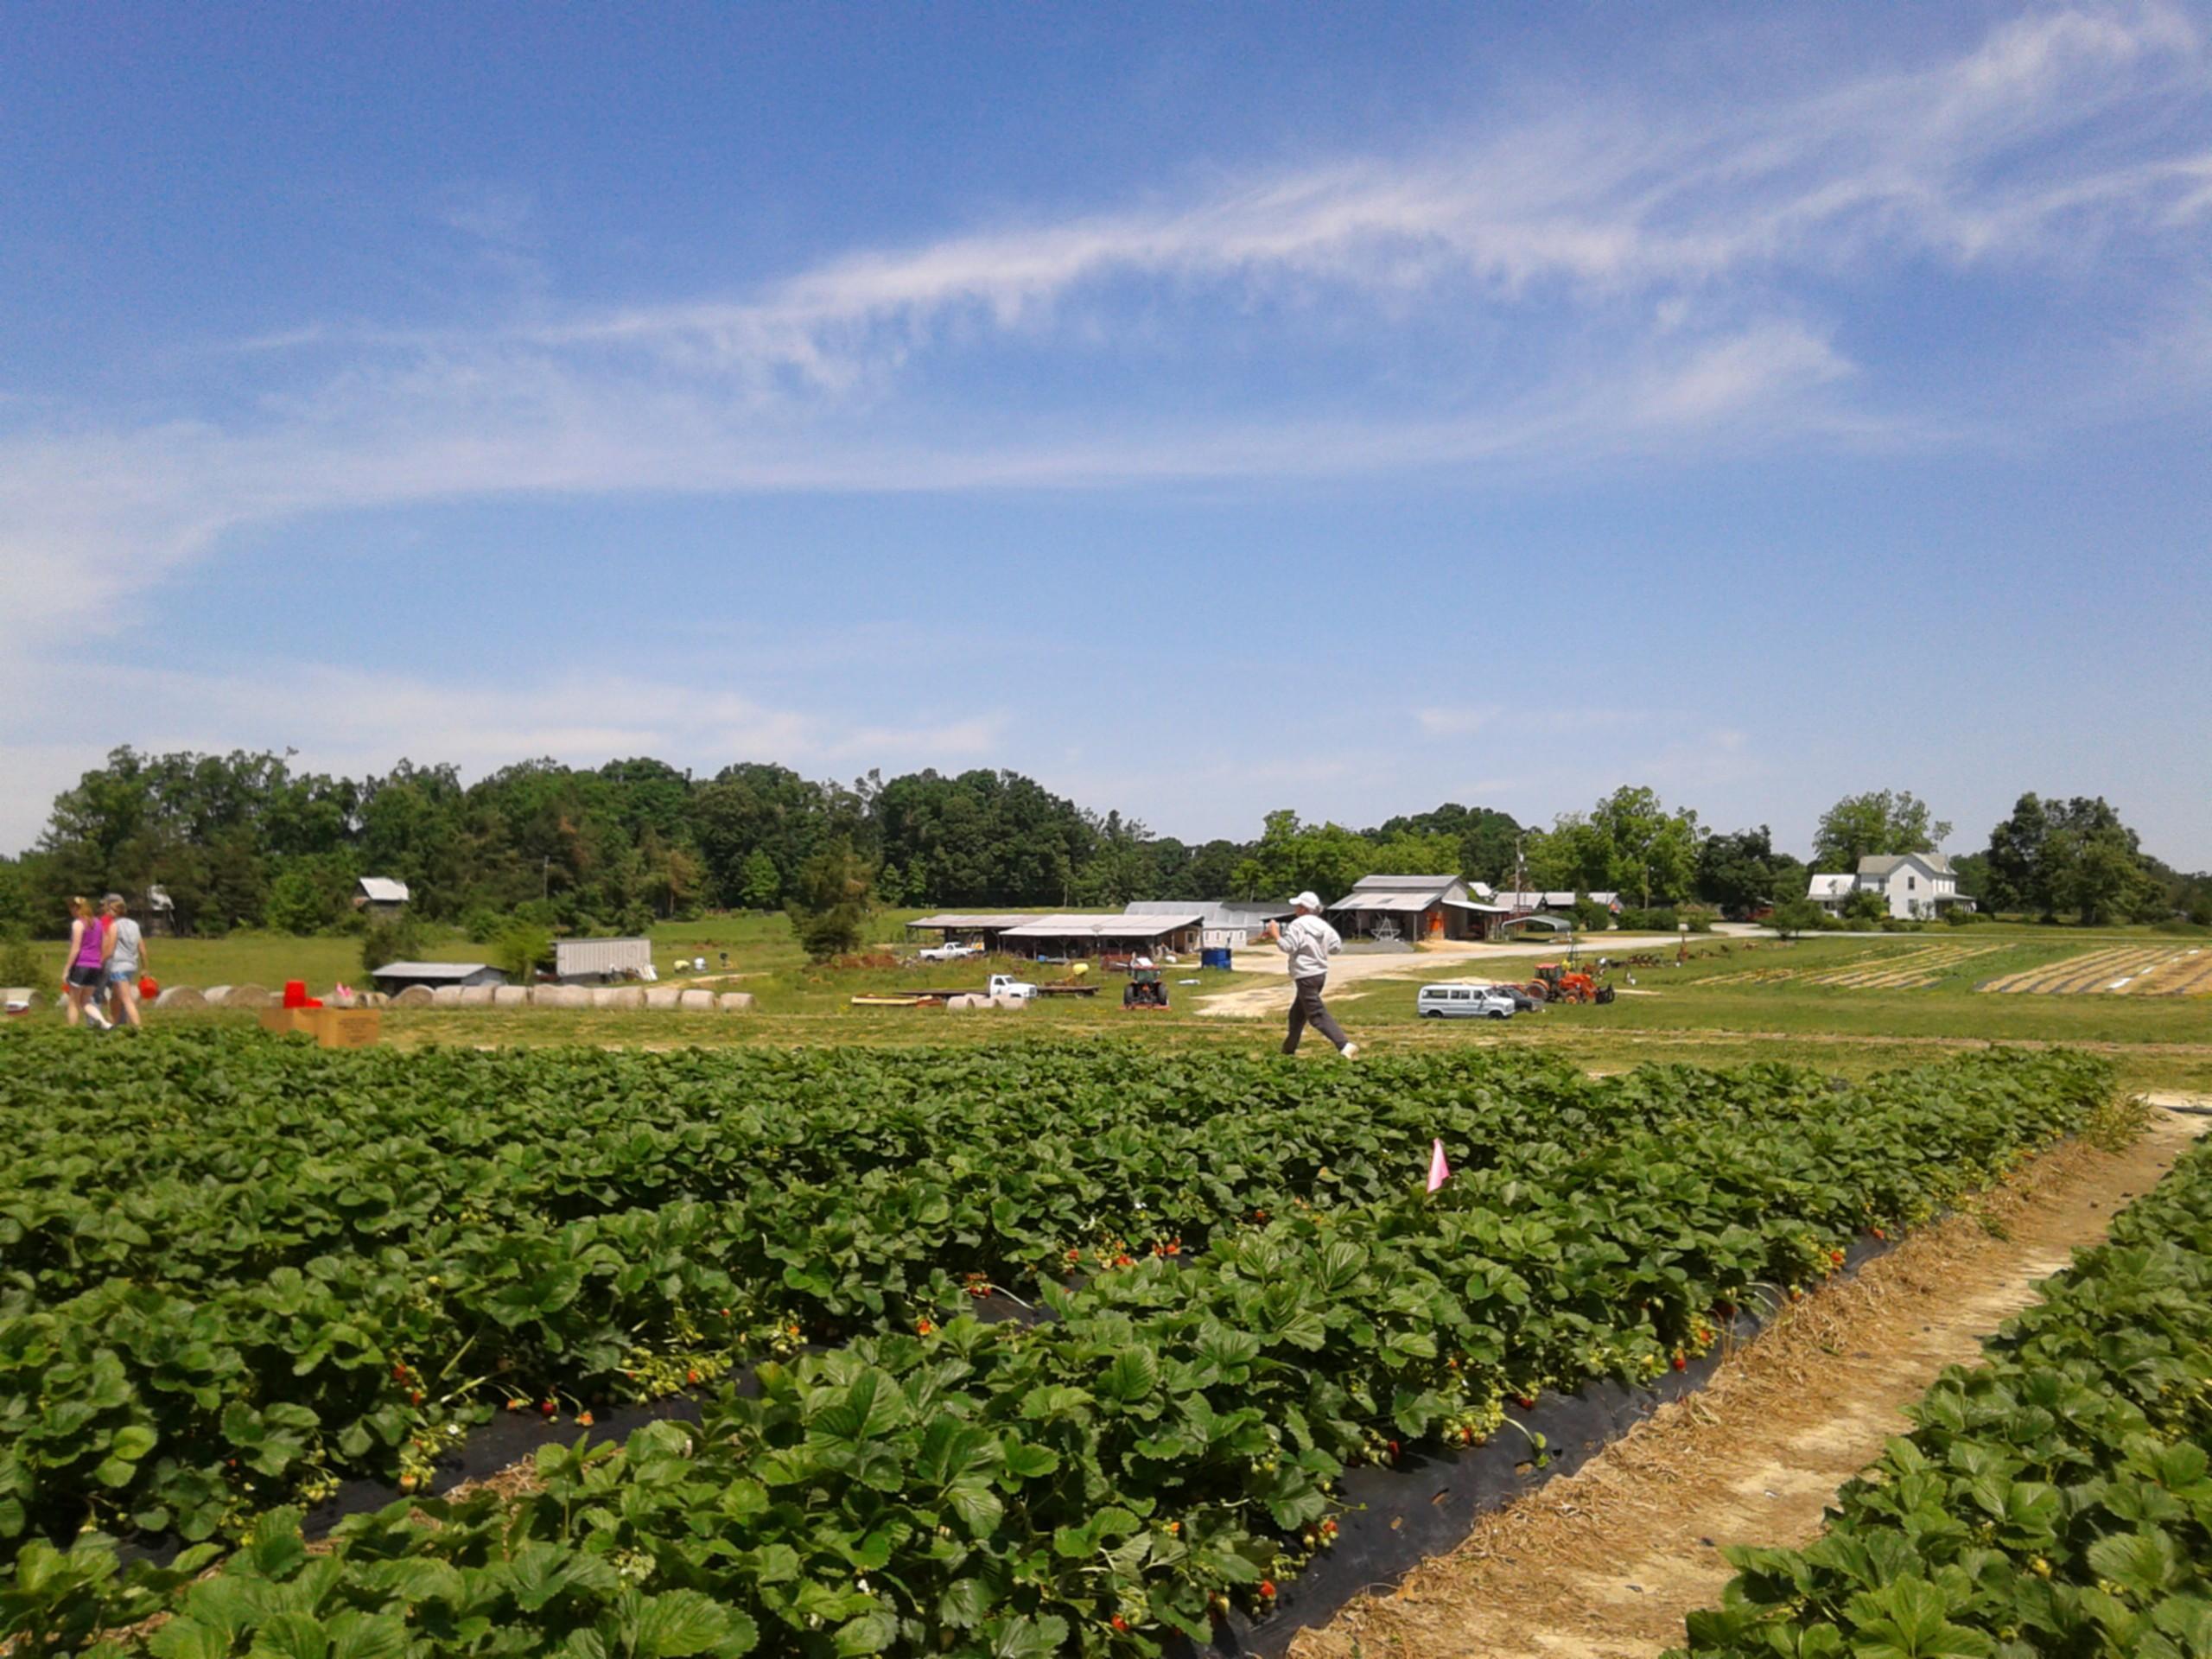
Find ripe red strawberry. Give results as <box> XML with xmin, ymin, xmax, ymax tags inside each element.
<box><xmin>1672</xmin><ymin>1351</ymin><xmax>1688</xmax><ymax>1371</ymax></box>
<box><xmin>916</xmin><ymin>1319</ymin><xmax>934</xmax><ymax>1336</ymax></box>
<box><xmin>1110</xmin><ymin>1616</ymin><xmax>1128</xmax><ymax>1633</ymax></box>
<box><xmin>1871</xmin><ymin>1227</ymin><xmax>1886</xmax><ymax>1242</ymax></box>
<box><xmin>1829</xmin><ymin>1248</ymin><xmax>1846</xmax><ymax>1266</ymax></box>
<box><xmin>1386</xmin><ymin>1440</ymin><xmax>1400</xmax><ymax>1461</ymax></box>
<box><xmin>409</xmin><ymin>1389</ymin><xmax>424</xmax><ymax>1406</ymax></box>
<box><xmin>1258</xmin><ymin>1580</ymin><xmax>1276</xmax><ymax>1599</ymax></box>
<box><xmin>1066</xmin><ymin>1248</ymin><xmax>1082</xmax><ymax>1262</ymax></box>
<box><xmin>1515</xmin><ymin>1394</ymin><xmax>1535</xmax><ymax>1409</ymax></box>
<box><xmin>539</xmin><ymin>1400</ymin><xmax>556</xmax><ymax>1417</ymax></box>
<box><xmin>391</xmin><ymin>1363</ymin><xmax>409</xmax><ymax>1381</ymax></box>
<box><xmin>1319</xmin><ymin>1518</ymin><xmax>1337</xmax><ymax>1536</ymax></box>
<box><xmin>686</xmin><ymin>1368</ymin><xmax>702</xmax><ymax>1385</ymax></box>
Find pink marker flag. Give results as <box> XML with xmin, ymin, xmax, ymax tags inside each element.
<box><xmin>1427</xmin><ymin>1137</ymin><xmax>1452</xmax><ymax>1194</ymax></box>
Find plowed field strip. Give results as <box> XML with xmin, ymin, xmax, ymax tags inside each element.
<box><xmin>2115</xmin><ymin>950</ymin><xmax>2211</xmax><ymax>995</ymax></box>
<box><xmin>1289</xmin><ymin>1101</ymin><xmax>2209</xmax><ymax>1659</ymax></box>
<box><xmin>2047</xmin><ymin>950</ymin><xmax>2183</xmax><ymax>995</ymax></box>
<box><xmin>1980</xmin><ymin>946</ymin><xmax>2154</xmax><ymax>994</ymax></box>
<box><xmin>1824</xmin><ymin>945</ymin><xmax>2007</xmax><ymax>989</ymax></box>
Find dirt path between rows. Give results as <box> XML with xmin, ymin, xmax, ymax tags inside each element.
<box><xmin>1289</xmin><ymin>1097</ymin><xmax>2212</xmax><ymax>1659</ymax></box>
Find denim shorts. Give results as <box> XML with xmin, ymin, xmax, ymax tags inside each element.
<box><xmin>107</xmin><ymin>967</ymin><xmax>140</xmax><ymax>988</ymax></box>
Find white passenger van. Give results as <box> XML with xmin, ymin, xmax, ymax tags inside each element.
<box><xmin>1415</xmin><ymin>982</ymin><xmax>1516</xmax><ymax>1020</ymax></box>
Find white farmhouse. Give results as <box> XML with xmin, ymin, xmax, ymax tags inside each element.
<box><xmin>1805</xmin><ymin>854</ymin><xmax>1968</xmax><ymax>920</ymax></box>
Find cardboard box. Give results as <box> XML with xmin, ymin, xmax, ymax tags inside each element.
<box><xmin>258</xmin><ymin>1006</ymin><xmax>322</xmax><ymax>1037</ymax></box>
<box><xmin>313</xmin><ymin>1007</ymin><xmax>382</xmax><ymax>1049</ymax></box>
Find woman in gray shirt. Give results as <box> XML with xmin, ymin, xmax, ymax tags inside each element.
<box><xmin>101</xmin><ymin>893</ymin><xmax>149</xmax><ymax>1030</ymax></box>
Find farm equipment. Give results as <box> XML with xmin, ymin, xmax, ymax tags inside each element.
<box><xmin>1122</xmin><ymin>967</ymin><xmax>1169</xmax><ymax>1010</ymax></box>
<box><xmin>1524</xmin><ymin>963</ymin><xmax>1616</xmax><ymax>1005</ymax></box>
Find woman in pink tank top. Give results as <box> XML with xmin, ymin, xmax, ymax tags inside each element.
<box><xmin>61</xmin><ymin>896</ymin><xmax>111</xmax><ymax>1028</ymax></box>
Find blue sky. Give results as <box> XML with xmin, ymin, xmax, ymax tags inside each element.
<box><xmin>3</xmin><ymin>3</ymin><xmax>2209</xmax><ymax>865</ymax></box>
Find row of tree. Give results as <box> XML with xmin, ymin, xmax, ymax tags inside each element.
<box><xmin>0</xmin><ymin>747</ymin><xmax>2202</xmax><ymax>941</ymax></box>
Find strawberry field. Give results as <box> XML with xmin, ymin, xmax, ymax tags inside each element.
<box><xmin>0</xmin><ymin>1028</ymin><xmax>2118</xmax><ymax>1656</ymax></box>
<box><xmin>1671</xmin><ymin>1122</ymin><xmax>2212</xmax><ymax>1659</ymax></box>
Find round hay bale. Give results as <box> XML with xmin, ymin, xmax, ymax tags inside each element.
<box><xmin>992</xmin><ymin>993</ymin><xmax>1028</xmax><ymax>1011</ymax></box>
<box><xmin>364</xmin><ymin>991</ymin><xmax>390</xmax><ymax>1009</ymax></box>
<box><xmin>202</xmin><ymin>984</ymin><xmax>233</xmax><ymax>1007</ymax></box>
<box><xmin>430</xmin><ymin>985</ymin><xmax>466</xmax><ymax>1007</ymax></box>
<box><xmin>643</xmin><ymin>988</ymin><xmax>683</xmax><ymax>1012</ymax></box>
<box><xmin>716</xmin><ymin>991</ymin><xmax>754</xmax><ymax>1013</ymax></box>
<box><xmin>945</xmin><ymin>993</ymin><xmax>982</xmax><ymax>1011</ymax></box>
<box><xmin>457</xmin><ymin>985</ymin><xmax>496</xmax><ymax>1008</ymax></box>
<box><xmin>492</xmin><ymin>986</ymin><xmax>529</xmax><ymax>1008</ymax></box>
<box><xmin>153</xmin><ymin>985</ymin><xmax>205</xmax><ymax>1010</ymax></box>
<box><xmin>392</xmin><ymin>986</ymin><xmax>435</xmax><ymax>1008</ymax></box>
<box><xmin>532</xmin><ymin>985</ymin><xmax>588</xmax><ymax>1010</ymax></box>
<box><xmin>593</xmin><ymin>986</ymin><xmax>646</xmax><ymax>1011</ymax></box>
<box><xmin>224</xmin><ymin>983</ymin><xmax>273</xmax><ymax>1009</ymax></box>
<box><xmin>677</xmin><ymin>989</ymin><xmax>716</xmax><ymax>1014</ymax></box>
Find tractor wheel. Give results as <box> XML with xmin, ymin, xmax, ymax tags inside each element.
<box><xmin>1525</xmin><ymin>982</ymin><xmax>1548</xmax><ymax>1001</ymax></box>
<box><xmin>1596</xmin><ymin>986</ymin><xmax>1616</xmax><ymax>1005</ymax></box>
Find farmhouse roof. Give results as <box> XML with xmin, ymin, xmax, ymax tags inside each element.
<box><xmin>1808</xmin><ymin>874</ymin><xmax>1854</xmax><ymax>899</ymax></box>
<box><xmin>369</xmin><ymin>961</ymin><xmax>489</xmax><ymax>982</ymax></box>
<box><xmin>1342</xmin><ymin>874</ymin><xmax>1460</xmax><ymax>892</ymax></box>
<box><xmin>357</xmin><ymin>877</ymin><xmax>410</xmax><ymax>904</ymax></box>
<box><xmin>1856</xmin><ymin>852</ymin><xmax>1953</xmax><ymax>878</ymax></box>
<box><xmin>1000</xmin><ymin>912</ymin><xmax>1205</xmax><ymax>940</ymax></box>
<box><xmin>904</xmin><ymin>912</ymin><xmax>1032</xmax><ymax>931</ymax></box>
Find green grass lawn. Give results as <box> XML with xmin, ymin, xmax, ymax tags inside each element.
<box><xmin>22</xmin><ymin>916</ymin><xmax>2207</xmax><ymax>1100</ymax></box>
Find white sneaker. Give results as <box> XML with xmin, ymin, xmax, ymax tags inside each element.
<box><xmin>1339</xmin><ymin>1042</ymin><xmax>1359</xmax><ymax>1061</ymax></box>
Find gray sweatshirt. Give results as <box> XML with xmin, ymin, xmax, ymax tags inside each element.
<box><xmin>1274</xmin><ymin>912</ymin><xmax>1342</xmax><ymax>980</ymax></box>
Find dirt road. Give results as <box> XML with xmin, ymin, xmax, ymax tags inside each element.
<box><xmin>1289</xmin><ymin>1098</ymin><xmax>2211</xmax><ymax>1659</ymax></box>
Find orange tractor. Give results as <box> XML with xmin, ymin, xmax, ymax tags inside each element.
<box><xmin>1523</xmin><ymin>962</ymin><xmax>1616</xmax><ymax>1005</ymax></box>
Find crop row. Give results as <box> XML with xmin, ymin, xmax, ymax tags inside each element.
<box><xmin>0</xmin><ymin>1031</ymin><xmax>1929</xmax><ymax>1558</ymax></box>
<box><xmin>0</xmin><ymin>1043</ymin><xmax>2117</xmax><ymax>1656</ymax></box>
<box><xmin>1669</xmin><ymin>1118</ymin><xmax>2212</xmax><ymax>1659</ymax></box>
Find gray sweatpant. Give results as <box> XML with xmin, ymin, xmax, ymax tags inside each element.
<box><xmin>1284</xmin><ymin>974</ymin><xmax>1350</xmax><ymax>1054</ymax></box>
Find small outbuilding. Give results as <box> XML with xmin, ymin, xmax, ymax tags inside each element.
<box><xmin>998</xmin><ymin>912</ymin><xmax>1207</xmax><ymax>959</ymax></box>
<box><xmin>355</xmin><ymin>877</ymin><xmax>411</xmax><ymax>919</ymax></box>
<box><xmin>369</xmin><ymin>960</ymin><xmax>506</xmax><ymax>994</ymax></box>
<box><xmin>1328</xmin><ymin>874</ymin><xmax>1509</xmax><ymax>942</ymax></box>
<box><xmin>1123</xmin><ymin>900</ymin><xmax>1294</xmax><ymax>950</ymax></box>
<box><xmin>553</xmin><ymin>937</ymin><xmax>654</xmax><ymax>984</ymax></box>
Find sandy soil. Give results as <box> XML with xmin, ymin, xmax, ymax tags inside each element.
<box><xmin>1287</xmin><ymin>1099</ymin><xmax>2211</xmax><ymax>1659</ymax></box>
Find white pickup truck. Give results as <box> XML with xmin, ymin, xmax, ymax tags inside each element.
<box><xmin>917</xmin><ymin>941</ymin><xmax>981</xmax><ymax>963</ymax></box>
<box><xmin>986</xmin><ymin>973</ymin><xmax>1039</xmax><ymax>1001</ymax></box>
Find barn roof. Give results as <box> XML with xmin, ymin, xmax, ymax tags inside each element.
<box><xmin>1001</xmin><ymin>912</ymin><xmax>1205</xmax><ymax>939</ymax></box>
<box><xmin>369</xmin><ymin>961</ymin><xmax>490</xmax><ymax>982</ymax></box>
<box><xmin>358</xmin><ymin>877</ymin><xmax>410</xmax><ymax>904</ymax></box>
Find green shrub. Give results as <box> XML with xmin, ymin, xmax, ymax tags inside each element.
<box><xmin>1941</xmin><ymin>905</ymin><xmax>1982</xmax><ymax>926</ymax></box>
<box><xmin>0</xmin><ymin>925</ymin><xmax>41</xmax><ymax>988</ymax></box>
<box><xmin>492</xmin><ymin>922</ymin><xmax>554</xmax><ymax>982</ymax></box>
<box><xmin>359</xmin><ymin>915</ymin><xmax>428</xmax><ymax>975</ymax></box>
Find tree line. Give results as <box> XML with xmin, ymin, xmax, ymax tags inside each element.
<box><xmin>0</xmin><ymin>747</ymin><xmax>2202</xmax><ymax>943</ymax></box>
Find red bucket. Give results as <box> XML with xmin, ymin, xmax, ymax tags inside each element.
<box><xmin>139</xmin><ymin>976</ymin><xmax>160</xmax><ymax>1002</ymax></box>
<box><xmin>283</xmin><ymin>979</ymin><xmax>309</xmax><ymax>1008</ymax></box>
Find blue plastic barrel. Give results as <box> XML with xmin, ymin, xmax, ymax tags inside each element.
<box><xmin>1201</xmin><ymin>947</ymin><xmax>1233</xmax><ymax>970</ymax></box>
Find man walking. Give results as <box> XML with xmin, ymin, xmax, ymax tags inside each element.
<box><xmin>1265</xmin><ymin>892</ymin><xmax>1357</xmax><ymax>1058</ymax></box>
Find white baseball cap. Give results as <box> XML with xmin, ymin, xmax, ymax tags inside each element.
<box><xmin>1289</xmin><ymin>891</ymin><xmax>1323</xmax><ymax>912</ymax></box>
